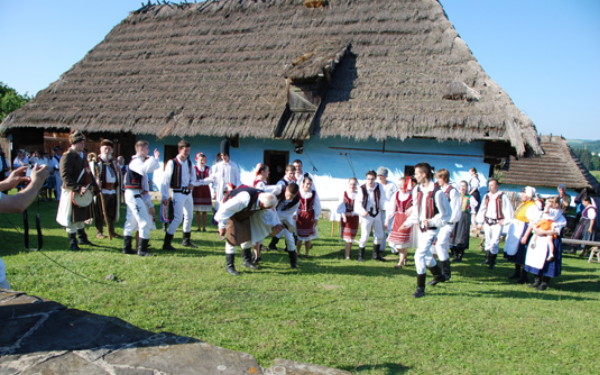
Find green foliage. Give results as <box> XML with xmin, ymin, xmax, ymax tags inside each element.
<box><xmin>571</xmin><ymin>146</ymin><xmax>600</xmax><ymax>171</ymax></box>
<box><xmin>2</xmin><ymin>201</ymin><xmax>600</xmax><ymax>374</ymax></box>
<box><xmin>0</xmin><ymin>82</ymin><xmax>30</xmax><ymax>121</ymax></box>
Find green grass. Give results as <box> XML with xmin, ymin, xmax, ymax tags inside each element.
<box><xmin>590</xmin><ymin>170</ymin><xmax>600</xmax><ymax>181</ymax></box>
<box><xmin>1</xmin><ymin>200</ymin><xmax>599</xmax><ymax>374</ymax></box>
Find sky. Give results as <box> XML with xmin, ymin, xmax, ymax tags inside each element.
<box><xmin>1</xmin><ymin>0</ymin><xmax>599</xmax><ymax>140</ymax></box>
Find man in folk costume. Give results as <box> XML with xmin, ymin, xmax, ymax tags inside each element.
<box><xmin>354</xmin><ymin>170</ymin><xmax>387</xmax><ymax>262</ymax></box>
<box><xmin>210</xmin><ymin>139</ymin><xmax>241</xmax><ymax>212</ymax></box>
<box><xmin>268</xmin><ymin>164</ymin><xmax>296</xmax><ymax>251</ymax></box>
<box><xmin>292</xmin><ymin>159</ymin><xmax>314</xmax><ymax>189</ymax></box>
<box><xmin>401</xmin><ymin>162</ymin><xmax>451</xmax><ymax>298</ymax></box>
<box><xmin>91</xmin><ymin>139</ymin><xmax>121</xmax><ymax>239</ymax></box>
<box><xmin>433</xmin><ymin>169</ymin><xmax>461</xmax><ymax>281</ymax></box>
<box><xmin>376</xmin><ymin>166</ymin><xmax>398</xmax><ymax>255</ymax></box>
<box><xmin>122</xmin><ymin>140</ymin><xmax>161</xmax><ymax>256</ymax></box>
<box><xmin>215</xmin><ymin>187</ymin><xmax>279</xmax><ymax>275</ymax></box>
<box><xmin>274</xmin><ymin>182</ymin><xmax>301</xmax><ymax>268</ymax></box>
<box><xmin>161</xmin><ymin>140</ymin><xmax>197</xmax><ymax>250</ymax></box>
<box><xmin>56</xmin><ymin>130</ymin><xmax>99</xmax><ymax>251</ymax></box>
<box><xmin>475</xmin><ymin>178</ymin><xmax>515</xmax><ymax>269</ymax></box>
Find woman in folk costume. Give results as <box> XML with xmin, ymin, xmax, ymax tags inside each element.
<box><xmin>524</xmin><ymin>197</ymin><xmax>567</xmax><ymax>290</ymax></box>
<box><xmin>449</xmin><ymin>181</ymin><xmax>478</xmax><ymax>262</ymax></box>
<box><xmin>336</xmin><ymin>177</ymin><xmax>360</xmax><ymax>260</ymax></box>
<box><xmin>572</xmin><ymin>196</ymin><xmax>598</xmax><ymax>248</ymax></box>
<box><xmin>468</xmin><ymin>167</ymin><xmax>482</xmax><ymax>208</ymax></box>
<box><xmin>192</xmin><ymin>152</ymin><xmax>213</xmax><ymax>232</ymax></box>
<box><xmin>386</xmin><ymin>176</ymin><xmax>415</xmax><ymax>269</ymax></box>
<box><xmin>56</xmin><ymin>130</ymin><xmax>99</xmax><ymax>251</ymax></box>
<box><xmin>296</xmin><ymin>175</ymin><xmax>321</xmax><ymax>257</ymax></box>
<box><xmin>503</xmin><ymin>186</ymin><xmax>542</xmax><ymax>284</ymax></box>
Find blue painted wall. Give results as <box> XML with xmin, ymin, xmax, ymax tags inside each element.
<box><xmin>144</xmin><ymin>135</ymin><xmax>489</xmax><ymax>210</ymax></box>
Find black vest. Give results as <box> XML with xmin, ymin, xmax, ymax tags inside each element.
<box><xmin>169</xmin><ymin>157</ymin><xmax>192</xmax><ymax>189</ymax></box>
<box><xmin>228</xmin><ymin>187</ymin><xmax>263</xmax><ymax>213</ymax></box>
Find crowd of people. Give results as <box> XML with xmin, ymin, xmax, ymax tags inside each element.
<box><xmin>1</xmin><ymin>130</ymin><xmax>598</xmax><ymax>297</ymax></box>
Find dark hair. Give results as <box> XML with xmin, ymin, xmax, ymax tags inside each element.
<box><xmin>488</xmin><ymin>178</ymin><xmax>499</xmax><ymax>186</ymax></box>
<box><xmin>178</xmin><ymin>140</ymin><xmax>191</xmax><ymax>149</ymax></box>
<box><xmin>366</xmin><ymin>170</ymin><xmax>377</xmax><ymax>178</ymax></box>
<box><xmin>292</xmin><ymin>159</ymin><xmax>303</xmax><ymax>165</ymax></box>
<box><xmin>415</xmin><ymin>162</ymin><xmax>433</xmax><ymax>180</ymax></box>
<box><xmin>286</xmin><ymin>182</ymin><xmax>299</xmax><ymax>195</ymax></box>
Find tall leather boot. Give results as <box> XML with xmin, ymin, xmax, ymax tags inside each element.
<box><xmin>226</xmin><ymin>254</ymin><xmax>240</xmax><ymax>276</ymax></box>
<box><xmin>242</xmin><ymin>248</ymin><xmax>259</xmax><ymax>270</ymax></box>
<box><xmin>537</xmin><ymin>276</ymin><xmax>550</xmax><ymax>291</ymax></box>
<box><xmin>517</xmin><ymin>267</ymin><xmax>529</xmax><ymax>284</ymax></box>
<box><xmin>528</xmin><ymin>275</ymin><xmax>542</xmax><ymax>288</ymax></box>
<box><xmin>456</xmin><ymin>249</ymin><xmax>464</xmax><ymax>262</ymax></box>
<box><xmin>373</xmin><ymin>244</ymin><xmax>385</xmax><ymax>261</ymax></box>
<box><xmin>481</xmin><ymin>251</ymin><xmax>490</xmax><ymax>266</ymax></box>
<box><xmin>508</xmin><ymin>264</ymin><xmax>521</xmax><ymax>279</ymax></box>
<box><xmin>288</xmin><ymin>250</ymin><xmax>298</xmax><ymax>269</ymax></box>
<box><xmin>69</xmin><ymin>233</ymin><xmax>80</xmax><ymax>251</ymax></box>
<box><xmin>182</xmin><ymin>232</ymin><xmax>197</xmax><ymax>248</ymax></box>
<box><xmin>488</xmin><ymin>253</ymin><xmax>497</xmax><ymax>269</ymax></box>
<box><xmin>441</xmin><ymin>259</ymin><xmax>451</xmax><ymax>281</ymax></box>
<box><xmin>413</xmin><ymin>273</ymin><xmax>426</xmax><ymax>298</ymax></box>
<box><xmin>268</xmin><ymin>237</ymin><xmax>280</xmax><ymax>251</ymax></box>
<box><xmin>427</xmin><ymin>264</ymin><xmax>446</xmax><ymax>285</ymax></box>
<box><xmin>137</xmin><ymin>238</ymin><xmax>152</xmax><ymax>257</ymax></box>
<box><xmin>77</xmin><ymin>228</ymin><xmax>94</xmax><ymax>246</ymax></box>
<box><xmin>122</xmin><ymin>236</ymin><xmax>135</xmax><ymax>254</ymax></box>
<box><xmin>162</xmin><ymin>233</ymin><xmax>176</xmax><ymax>251</ymax></box>
<box><xmin>358</xmin><ymin>247</ymin><xmax>365</xmax><ymax>262</ymax></box>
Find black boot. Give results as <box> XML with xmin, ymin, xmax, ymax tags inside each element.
<box><xmin>77</xmin><ymin>228</ymin><xmax>94</xmax><ymax>246</ymax></box>
<box><xmin>537</xmin><ymin>276</ymin><xmax>550</xmax><ymax>291</ymax></box>
<box><xmin>508</xmin><ymin>264</ymin><xmax>521</xmax><ymax>279</ymax></box>
<box><xmin>517</xmin><ymin>267</ymin><xmax>529</xmax><ymax>284</ymax></box>
<box><xmin>268</xmin><ymin>237</ymin><xmax>280</xmax><ymax>251</ymax></box>
<box><xmin>427</xmin><ymin>264</ymin><xmax>446</xmax><ymax>285</ymax></box>
<box><xmin>413</xmin><ymin>273</ymin><xmax>426</xmax><ymax>298</ymax></box>
<box><xmin>481</xmin><ymin>251</ymin><xmax>490</xmax><ymax>266</ymax></box>
<box><xmin>528</xmin><ymin>275</ymin><xmax>542</xmax><ymax>288</ymax></box>
<box><xmin>242</xmin><ymin>248</ymin><xmax>259</xmax><ymax>270</ymax></box>
<box><xmin>456</xmin><ymin>249</ymin><xmax>464</xmax><ymax>262</ymax></box>
<box><xmin>137</xmin><ymin>238</ymin><xmax>152</xmax><ymax>257</ymax></box>
<box><xmin>488</xmin><ymin>253</ymin><xmax>497</xmax><ymax>269</ymax></box>
<box><xmin>122</xmin><ymin>236</ymin><xmax>135</xmax><ymax>254</ymax></box>
<box><xmin>182</xmin><ymin>232</ymin><xmax>197</xmax><ymax>248</ymax></box>
<box><xmin>69</xmin><ymin>233</ymin><xmax>80</xmax><ymax>251</ymax></box>
<box><xmin>162</xmin><ymin>233</ymin><xmax>176</xmax><ymax>251</ymax></box>
<box><xmin>441</xmin><ymin>260</ymin><xmax>451</xmax><ymax>281</ymax></box>
<box><xmin>373</xmin><ymin>244</ymin><xmax>385</xmax><ymax>261</ymax></box>
<box><xmin>358</xmin><ymin>247</ymin><xmax>365</xmax><ymax>262</ymax></box>
<box><xmin>288</xmin><ymin>250</ymin><xmax>298</xmax><ymax>269</ymax></box>
<box><xmin>226</xmin><ymin>254</ymin><xmax>240</xmax><ymax>276</ymax></box>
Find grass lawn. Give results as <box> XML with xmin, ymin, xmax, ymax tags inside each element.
<box><xmin>1</xmin><ymin>200</ymin><xmax>599</xmax><ymax>374</ymax></box>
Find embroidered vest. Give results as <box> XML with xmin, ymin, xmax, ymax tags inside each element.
<box><xmin>170</xmin><ymin>157</ymin><xmax>192</xmax><ymax>189</ymax></box>
<box><xmin>227</xmin><ymin>187</ymin><xmax>262</xmax><ymax>213</ymax></box>
<box><xmin>361</xmin><ymin>184</ymin><xmax>381</xmax><ymax>217</ymax></box>
<box><xmin>416</xmin><ymin>183</ymin><xmax>441</xmax><ymax>219</ymax></box>
<box><xmin>343</xmin><ymin>191</ymin><xmax>355</xmax><ymax>213</ymax></box>
<box><xmin>460</xmin><ymin>194</ymin><xmax>472</xmax><ymax>213</ymax></box>
<box><xmin>484</xmin><ymin>192</ymin><xmax>505</xmax><ymax>220</ymax></box>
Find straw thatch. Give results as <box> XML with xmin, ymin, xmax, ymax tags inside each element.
<box><xmin>500</xmin><ymin>135</ymin><xmax>600</xmax><ymax>192</ymax></box>
<box><xmin>0</xmin><ymin>0</ymin><xmax>540</xmax><ymax>156</ymax></box>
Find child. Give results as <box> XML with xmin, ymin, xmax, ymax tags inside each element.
<box><xmin>336</xmin><ymin>178</ymin><xmax>359</xmax><ymax>260</ymax></box>
<box><xmin>192</xmin><ymin>152</ymin><xmax>212</xmax><ymax>232</ymax></box>
<box><xmin>386</xmin><ymin>176</ymin><xmax>414</xmax><ymax>268</ymax></box>
<box><xmin>296</xmin><ymin>176</ymin><xmax>321</xmax><ymax>257</ymax></box>
<box><xmin>523</xmin><ymin>197</ymin><xmax>562</xmax><ymax>261</ymax></box>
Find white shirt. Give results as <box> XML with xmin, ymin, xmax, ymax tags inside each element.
<box><xmin>354</xmin><ymin>183</ymin><xmax>387</xmax><ymax>217</ymax></box>
<box><xmin>161</xmin><ymin>155</ymin><xmax>194</xmax><ymax>199</ymax></box>
<box><xmin>211</xmin><ymin>160</ymin><xmax>241</xmax><ymax>197</ymax></box>
<box><xmin>404</xmin><ymin>181</ymin><xmax>451</xmax><ymax>229</ymax></box>
<box><xmin>214</xmin><ymin>191</ymin><xmax>260</xmax><ymax>229</ymax></box>
<box><xmin>476</xmin><ymin>191</ymin><xmax>515</xmax><ymax>224</ymax></box>
<box><xmin>379</xmin><ymin>180</ymin><xmax>398</xmax><ymax>211</ymax></box>
<box><xmin>441</xmin><ymin>184</ymin><xmax>462</xmax><ymax>224</ymax></box>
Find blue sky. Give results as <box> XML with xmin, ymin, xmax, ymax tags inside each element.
<box><xmin>1</xmin><ymin>0</ymin><xmax>599</xmax><ymax>140</ymax></box>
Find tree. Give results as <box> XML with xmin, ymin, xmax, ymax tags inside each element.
<box><xmin>0</xmin><ymin>82</ymin><xmax>31</xmax><ymax>121</ymax></box>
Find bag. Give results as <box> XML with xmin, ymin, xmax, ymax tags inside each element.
<box><xmin>160</xmin><ymin>198</ymin><xmax>175</xmax><ymax>223</ymax></box>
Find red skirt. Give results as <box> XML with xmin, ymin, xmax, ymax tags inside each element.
<box><xmin>192</xmin><ymin>185</ymin><xmax>212</xmax><ymax>206</ymax></box>
<box><xmin>341</xmin><ymin>215</ymin><xmax>359</xmax><ymax>242</ymax></box>
<box><xmin>388</xmin><ymin>212</ymin><xmax>412</xmax><ymax>245</ymax></box>
<box><xmin>297</xmin><ymin>210</ymin><xmax>316</xmax><ymax>239</ymax></box>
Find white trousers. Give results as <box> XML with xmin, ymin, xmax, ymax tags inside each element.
<box><xmin>358</xmin><ymin>214</ymin><xmax>385</xmax><ymax>247</ymax></box>
<box><xmin>415</xmin><ymin>228</ymin><xmax>439</xmax><ymax>274</ymax></box>
<box><xmin>123</xmin><ymin>190</ymin><xmax>153</xmax><ymax>239</ymax></box>
<box><xmin>225</xmin><ymin>241</ymin><xmax>252</xmax><ymax>255</ymax></box>
<box><xmin>167</xmin><ymin>192</ymin><xmax>193</xmax><ymax>235</ymax></box>
<box><xmin>433</xmin><ymin>224</ymin><xmax>452</xmax><ymax>261</ymax></box>
<box><xmin>483</xmin><ymin>223</ymin><xmax>503</xmax><ymax>254</ymax></box>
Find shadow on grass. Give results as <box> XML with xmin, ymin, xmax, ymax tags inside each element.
<box><xmin>347</xmin><ymin>363</ymin><xmax>410</xmax><ymax>374</ymax></box>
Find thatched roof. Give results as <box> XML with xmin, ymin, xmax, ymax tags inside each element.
<box><xmin>1</xmin><ymin>0</ymin><xmax>540</xmax><ymax>156</ymax></box>
<box><xmin>500</xmin><ymin>135</ymin><xmax>600</xmax><ymax>192</ymax></box>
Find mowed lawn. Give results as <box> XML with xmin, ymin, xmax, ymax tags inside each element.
<box><xmin>1</xmin><ymin>200</ymin><xmax>599</xmax><ymax>374</ymax></box>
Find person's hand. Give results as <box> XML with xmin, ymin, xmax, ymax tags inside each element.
<box><xmin>520</xmin><ymin>236</ymin><xmax>527</xmax><ymax>245</ymax></box>
<box><xmin>218</xmin><ymin>228</ymin><xmax>226</xmax><ymax>237</ymax></box>
<box><xmin>3</xmin><ymin>166</ymin><xmax>29</xmax><ymax>189</ymax></box>
<box><xmin>498</xmin><ymin>220</ymin><xmax>505</xmax><ymax>226</ymax></box>
<box><xmin>188</xmin><ymin>183</ymin><xmax>194</xmax><ymax>190</ymax></box>
<box><xmin>341</xmin><ymin>213</ymin><xmax>347</xmax><ymax>223</ymax></box>
<box><xmin>148</xmin><ymin>206</ymin><xmax>156</xmax><ymax>217</ymax></box>
<box><xmin>360</xmin><ymin>211</ymin><xmax>368</xmax><ymax>218</ymax></box>
<box><xmin>153</xmin><ymin>149</ymin><xmax>160</xmax><ymax>159</ymax></box>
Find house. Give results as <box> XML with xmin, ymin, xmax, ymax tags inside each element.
<box><xmin>0</xmin><ymin>0</ymin><xmax>541</xmax><ymax>207</ymax></box>
<box><xmin>498</xmin><ymin>135</ymin><xmax>600</xmax><ymax>198</ymax></box>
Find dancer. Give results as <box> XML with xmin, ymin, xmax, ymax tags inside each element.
<box><xmin>192</xmin><ymin>152</ymin><xmax>212</xmax><ymax>232</ymax></box>
<box><xmin>91</xmin><ymin>139</ymin><xmax>121</xmax><ymax>239</ymax></box>
<box><xmin>449</xmin><ymin>181</ymin><xmax>478</xmax><ymax>262</ymax></box>
<box><xmin>354</xmin><ymin>170</ymin><xmax>387</xmax><ymax>261</ymax></box>
<box><xmin>400</xmin><ymin>162</ymin><xmax>451</xmax><ymax>298</ymax></box>
<box><xmin>337</xmin><ymin>177</ymin><xmax>360</xmax><ymax>260</ymax></box>
<box><xmin>433</xmin><ymin>169</ymin><xmax>460</xmax><ymax>280</ymax></box>
<box><xmin>386</xmin><ymin>176</ymin><xmax>414</xmax><ymax>268</ymax></box>
<box><xmin>296</xmin><ymin>176</ymin><xmax>320</xmax><ymax>257</ymax></box>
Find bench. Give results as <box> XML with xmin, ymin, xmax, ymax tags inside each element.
<box><xmin>561</xmin><ymin>238</ymin><xmax>600</xmax><ymax>263</ymax></box>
